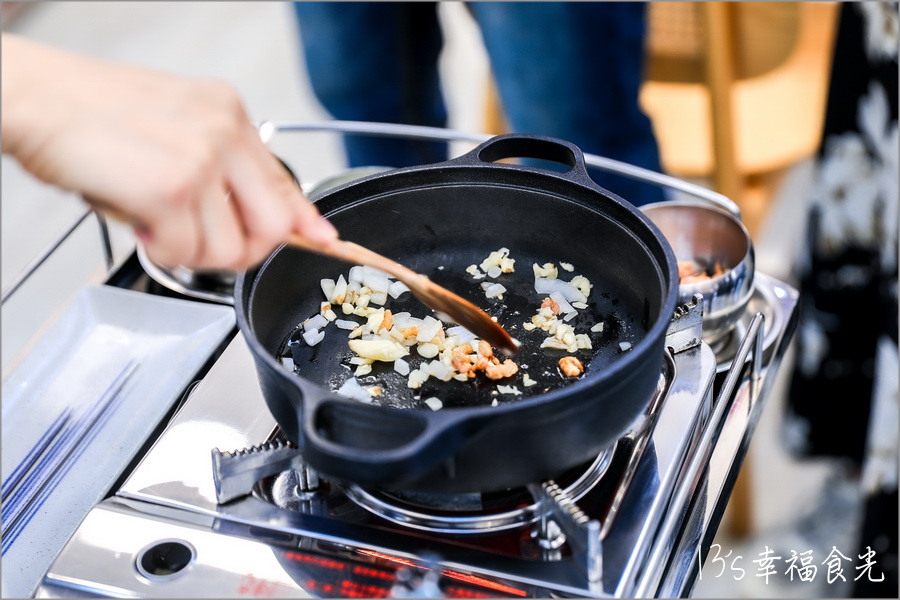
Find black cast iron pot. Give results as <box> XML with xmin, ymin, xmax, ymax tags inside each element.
<box><xmin>235</xmin><ymin>134</ymin><xmax>678</xmax><ymax>494</ymax></box>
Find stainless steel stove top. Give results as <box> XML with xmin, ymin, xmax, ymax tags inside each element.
<box><xmin>36</xmin><ymin>273</ymin><xmax>798</xmax><ymax>598</ymax></box>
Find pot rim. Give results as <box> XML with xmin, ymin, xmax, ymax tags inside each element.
<box><xmin>235</xmin><ymin>156</ymin><xmax>678</xmax><ymax>416</ymax></box>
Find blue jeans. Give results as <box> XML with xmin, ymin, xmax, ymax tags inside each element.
<box><xmin>293</xmin><ymin>2</ymin><xmax>664</xmax><ymax>205</ymax></box>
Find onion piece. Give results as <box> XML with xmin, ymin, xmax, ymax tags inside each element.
<box><xmin>349</xmin><ymin>339</ymin><xmax>408</xmax><ymax>362</ymax></box>
<box><xmin>417</xmin><ymin>343</ymin><xmax>439</xmax><ymax>358</ymax></box>
<box><xmin>279</xmin><ymin>355</ymin><xmax>294</xmax><ymax>371</ymax></box>
<box><xmin>446</xmin><ymin>325</ymin><xmax>476</xmax><ymax>345</ymax></box>
<box><xmin>320</xmin><ymin>278</ymin><xmax>336</xmax><ymax>300</ymax></box>
<box><xmin>336</xmin><ymin>319</ymin><xmax>358</xmax><ymax>330</ymax></box>
<box><xmin>364</xmin><ymin>274</ymin><xmax>391</xmax><ymax>295</ymax></box>
<box><xmin>534</xmin><ymin>277</ymin><xmax>587</xmax><ymax>303</ymax></box>
<box><xmin>348</xmin><ymin>265</ymin><xmax>365</xmax><ymax>283</ymax></box>
<box><xmin>484</xmin><ymin>283</ymin><xmax>507</xmax><ymax>299</ymax></box>
<box><xmin>302</xmin><ymin>329</ymin><xmax>325</xmax><ymax>346</ymax></box>
<box><xmin>394</xmin><ymin>358</ymin><xmax>410</xmax><ymax>376</ymax></box>
<box><xmin>619</xmin><ymin>341</ymin><xmax>632</xmax><ymax>351</ymax></box>
<box><xmin>549</xmin><ymin>291</ymin><xmax>576</xmax><ymax>315</ymax></box>
<box><xmin>408</xmin><ymin>368</ymin><xmax>429</xmax><ymax>389</ymax></box>
<box><xmin>304</xmin><ymin>314</ymin><xmax>329</xmax><ymax>332</ymax></box>
<box><xmin>370</xmin><ymin>291</ymin><xmax>388</xmax><ymax>306</ymax></box>
<box><xmin>416</xmin><ymin>316</ymin><xmax>442</xmax><ymax>343</ymax></box>
<box><xmin>496</xmin><ymin>385</ymin><xmax>522</xmax><ymax>396</ymax></box>
<box><xmin>330</xmin><ymin>274</ymin><xmax>348</xmax><ymax>305</ymax></box>
<box><xmin>423</xmin><ymin>397</ymin><xmax>443</xmax><ymax>411</ymax></box>
<box><xmin>388</xmin><ymin>281</ymin><xmax>410</xmax><ymax>299</ymax></box>
<box><xmin>337</xmin><ymin>377</ymin><xmax>372</xmax><ymax>402</ymax></box>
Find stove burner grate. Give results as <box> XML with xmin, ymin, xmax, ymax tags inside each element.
<box><xmin>342</xmin><ymin>442</ymin><xmax>617</xmax><ymax>534</ymax></box>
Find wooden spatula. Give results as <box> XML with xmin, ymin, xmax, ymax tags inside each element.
<box><xmin>287</xmin><ymin>234</ymin><xmax>519</xmax><ymax>354</ymax></box>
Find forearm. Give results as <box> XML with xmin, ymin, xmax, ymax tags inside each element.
<box><xmin>2</xmin><ymin>34</ymin><xmax>104</xmax><ymax>172</ymax></box>
<box><xmin>1</xmin><ymin>33</ymin><xmax>47</xmax><ymax>158</ymax></box>
<box><xmin>0</xmin><ymin>33</ymin><xmax>336</xmax><ymax>269</ymax></box>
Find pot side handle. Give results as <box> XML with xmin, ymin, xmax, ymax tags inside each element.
<box><xmin>300</xmin><ymin>386</ymin><xmax>475</xmax><ymax>486</ymax></box>
<box><xmin>451</xmin><ymin>133</ymin><xmax>598</xmax><ymax>189</ymax></box>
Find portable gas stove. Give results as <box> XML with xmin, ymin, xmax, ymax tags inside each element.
<box><xmin>34</xmin><ymin>270</ymin><xmax>796</xmax><ymax>598</ymax></box>
<box><xmin>12</xmin><ymin>123</ymin><xmax>798</xmax><ymax>598</ymax></box>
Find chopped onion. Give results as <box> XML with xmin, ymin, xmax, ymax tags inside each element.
<box><xmin>370</xmin><ymin>291</ymin><xmax>388</xmax><ymax>306</ymax></box>
<box><xmin>304</xmin><ymin>314</ymin><xmax>328</xmax><ymax>332</ymax></box>
<box><xmin>320</xmin><ymin>278</ymin><xmax>336</xmax><ymax>300</ymax></box>
<box><xmin>348</xmin><ymin>265</ymin><xmax>365</xmax><ymax>283</ymax></box>
<box><xmin>364</xmin><ymin>273</ymin><xmax>391</xmax><ymax>295</ymax></box>
<box><xmin>534</xmin><ymin>277</ymin><xmax>586</xmax><ymax>303</ymax></box>
<box><xmin>408</xmin><ymin>367</ymin><xmax>429</xmax><ymax>389</ymax></box>
<box><xmin>330</xmin><ymin>274</ymin><xmax>348</xmax><ymax>305</ymax></box>
<box><xmin>487</xmin><ymin>266</ymin><xmax>502</xmax><ymax>279</ymax></box>
<box><xmin>496</xmin><ymin>385</ymin><xmax>522</xmax><ymax>395</ymax></box>
<box><xmin>590</xmin><ymin>322</ymin><xmax>605</xmax><ymax>333</ymax></box>
<box><xmin>446</xmin><ymin>325</ymin><xmax>476</xmax><ymax>345</ymax></box>
<box><xmin>349</xmin><ymin>339</ymin><xmax>408</xmax><ymax>362</ymax></box>
<box><xmin>336</xmin><ymin>319</ymin><xmax>358</xmax><ymax>330</ymax></box>
<box><xmin>619</xmin><ymin>341</ymin><xmax>632</xmax><ymax>351</ymax></box>
<box><xmin>572</xmin><ymin>301</ymin><xmax>589</xmax><ymax>310</ymax></box>
<box><xmin>423</xmin><ymin>397</ymin><xmax>443</xmax><ymax>411</ymax></box>
<box><xmin>337</xmin><ymin>377</ymin><xmax>371</xmax><ymax>402</ymax></box>
<box><xmin>560</xmin><ymin>262</ymin><xmax>575</xmax><ymax>272</ymax></box>
<box><xmin>417</xmin><ymin>343</ymin><xmax>439</xmax><ymax>358</ymax></box>
<box><xmin>366</xmin><ymin>308</ymin><xmax>385</xmax><ymax>332</ymax></box>
<box><xmin>363</xmin><ymin>265</ymin><xmax>393</xmax><ymax>281</ymax></box>
<box><xmin>302</xmin><ymin>329</ymin><xmax>325</xmax><ymax>346</ymax></box>
<box><xmin>416</xmin><ymin>316</ymin><xmax>442</xmax><ymax>343</ymax></box>
<box><xmin>484</xmin><ymin>283</ymin><xmax>507</xmax><ymax>299</ymax></box>
<box><xmin>387</xmin><ymin>280</ymin><xmax>410</xmax><ymax>299</ymax></box>
<box><xmin>427</xmin><ymin>360</ymin><xmax>452</xmax><ymax>381</ymax></box>
<box><xmin>394</xmin><ymin>358</ymin><xmax>410</xmax><ymax>376</ymax></box>
<box><xmin>533</xmin><ymin>263</ymin><xmax>558</xmax><ymax>279</ymax></box>
<box><xmin>549</xmin><ymin>291</ymin><xmax>576</xmax><ymax>315</ymax></box>
<box><xmin>575</xmin><ymin>334</ymin><xmax>592</xmax><ymax>349</ymax></box>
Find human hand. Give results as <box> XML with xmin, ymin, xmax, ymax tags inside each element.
<box><xmin>1</xmin><ymin>34</ymin><xmax>337</xmax><ymax>270</ymax></box>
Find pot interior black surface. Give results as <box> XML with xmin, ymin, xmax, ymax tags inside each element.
<box><xmin>249</xmin><ymin>179</ymin><xmax>667</xmax><ymax>410</ymax></box>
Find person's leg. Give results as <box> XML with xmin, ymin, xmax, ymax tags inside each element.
<box><xmin>470</xmin><ymin>2</ymin><xmax>664</xmax><ymax>205</ymax></box>
<box><xmin>293</xmin><ymin>2</ymin><xmax>448</xmax><ymax>167</ymax></box>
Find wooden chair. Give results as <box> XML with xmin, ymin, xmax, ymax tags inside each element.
<box><xmin>640</xmin><ymin>2</ymin><xmax>839</xmax><ymax>234</ymax></box>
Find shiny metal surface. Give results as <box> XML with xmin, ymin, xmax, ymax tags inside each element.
<box><xmin>211</xmin><ymin>439</ymin><xmax>302</xmax><ymax>504</ymax></box>
<box><xmin>341</xmin><ymin>435</ymin><xmax>619</xmax><ymax>534</ymax></box>
<box><xmin>529</xmin><ymin>481</ymin><xmax>603</xmax><ymax>585</ymax></box>
<box><xmin>665</xmin><ymin>294</ymin><xmax>705</xmax><ymax>354</ymax></box>
<box><xmin>712</xmin><ymin>272</ymin><xmax>787</xmax><ymax>373</ymax></box>
<box><xmin>652</xmin><ymin>275</ymin><xmax>799</xmax><ymax>598</ymax></box>
<box><xmin>42</xmin><ymin>317</ymin><xmax>724</xmax><ymax>597</ymax></box>
<box><xmin>271</xmin><ymin>121</ymin><xmax>742</xmax><ymax>218</ymax></box>
<box><xmin>41</xmin><ymin>502</ymin><xmax>316</xmax><ymax>598</ymax></box>
<box><xmin>136</xmin><ymin>242</ymin><xmax>236</xmax><ymax>305</ymax></box>
<box><xmin>641</xmin><ymin>200</ymin><xmax>755</xmax><ymax>344</ymax></box>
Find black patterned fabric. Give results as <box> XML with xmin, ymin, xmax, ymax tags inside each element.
<box><xmin>784</xmin><ymin>3</ymin><xmax>898</xmax><ymax>597</ymax></box>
